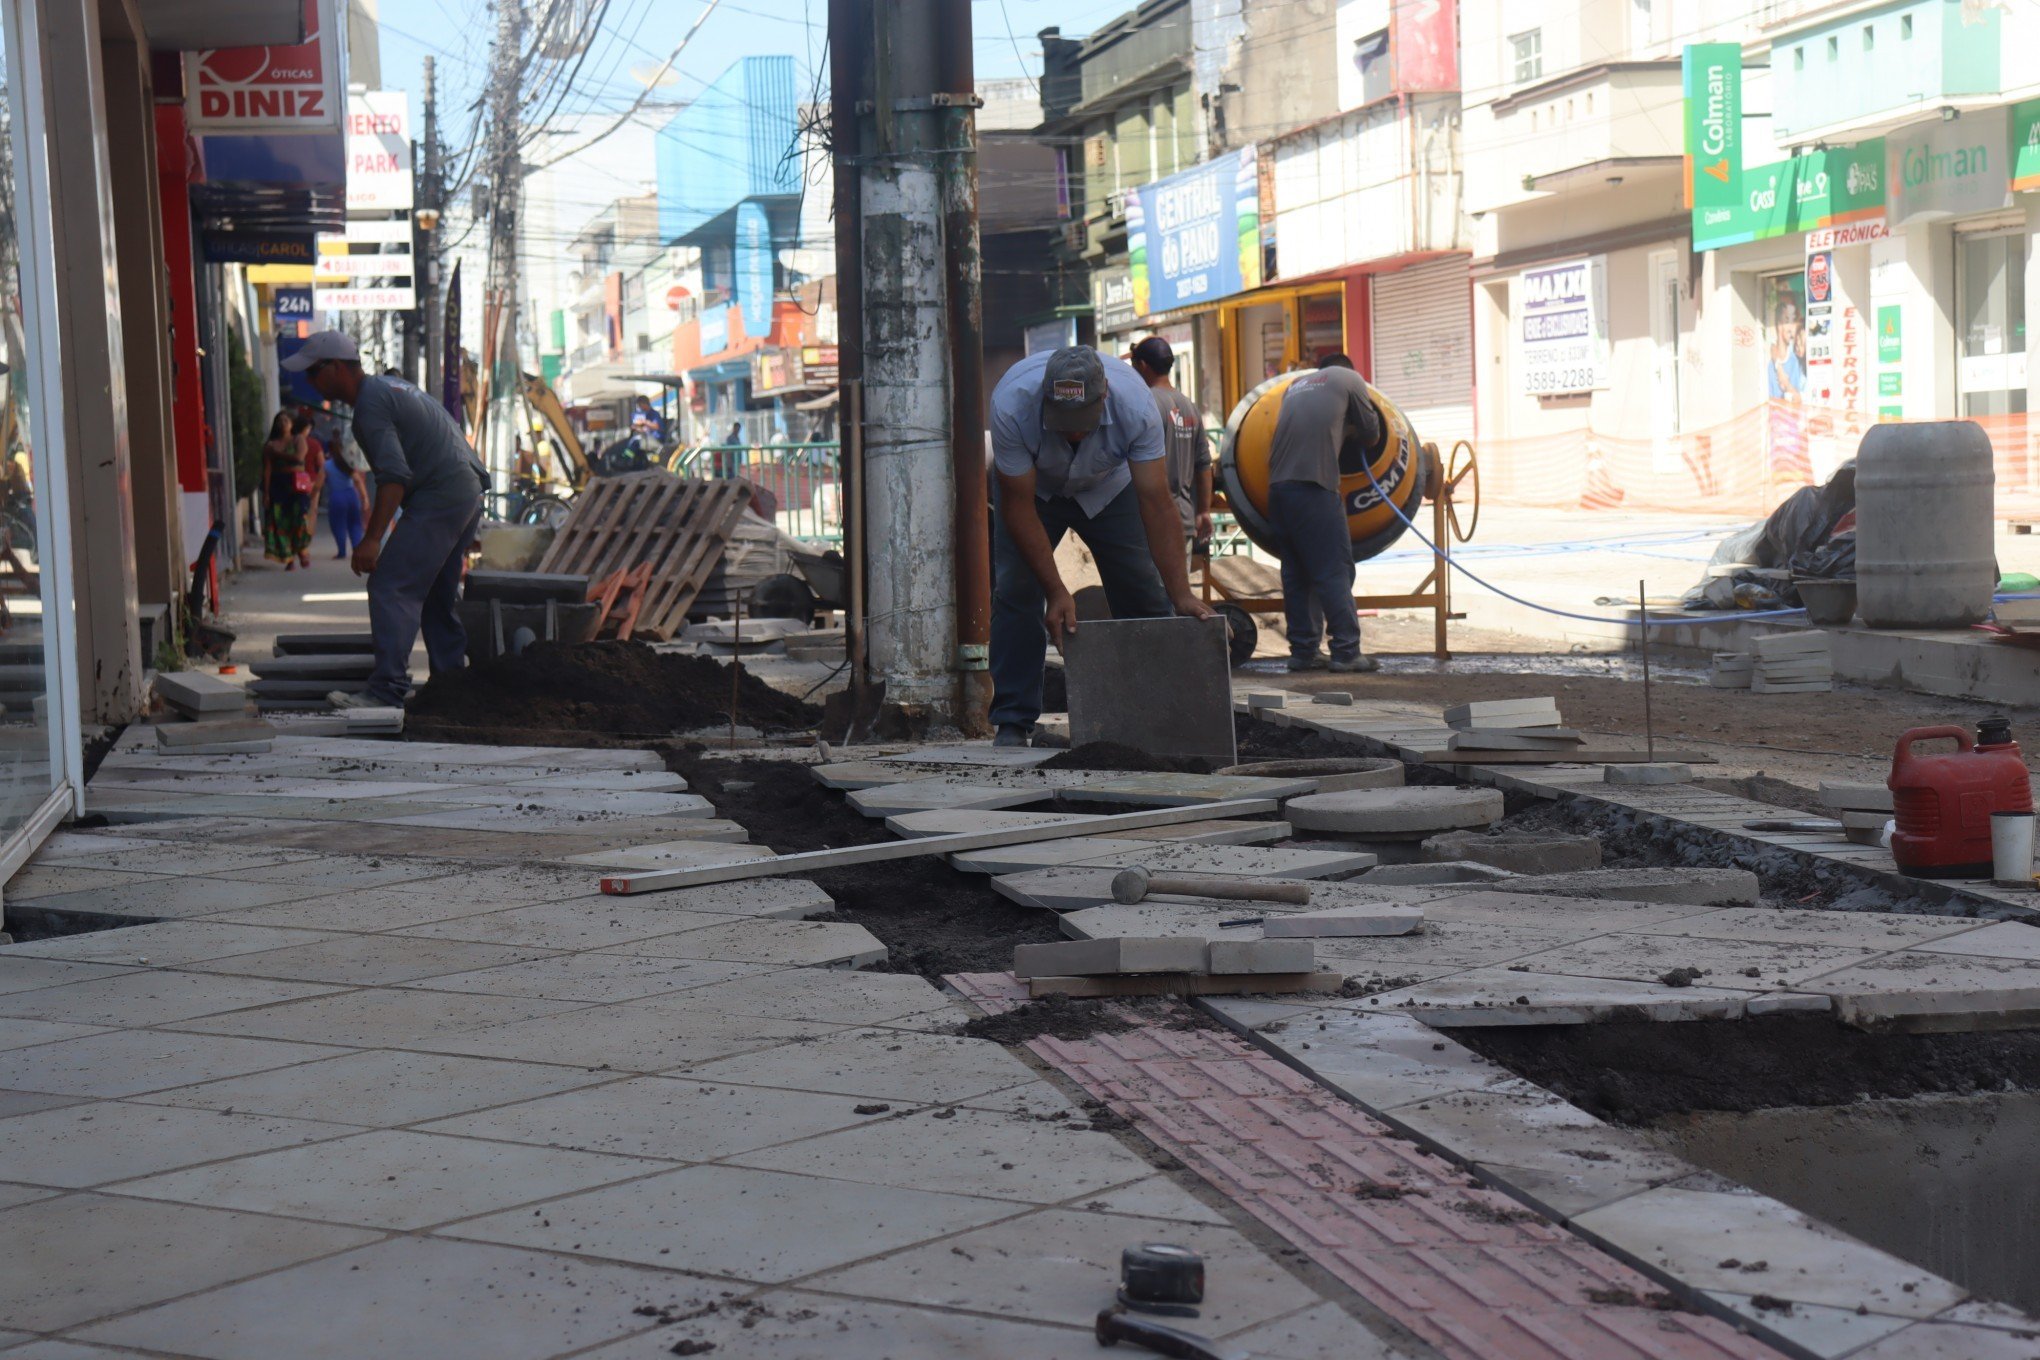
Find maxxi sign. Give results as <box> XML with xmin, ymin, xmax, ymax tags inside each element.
<box><xmin>186</xmin><ymin>0</ymin><xmax>343</xmax><ymax>135</ymax></box>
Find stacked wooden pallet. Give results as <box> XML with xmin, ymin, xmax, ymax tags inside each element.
<box><xmin>534</xmin><ymin>472</ymin><xmax>750</xmax><ymax>641</ymax></box>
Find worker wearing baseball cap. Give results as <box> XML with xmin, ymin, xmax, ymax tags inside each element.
<box><xmin>987</xmin><ymin>344</ymin><xmax>1215</xmax><ymax>747</ymax></box>
<box><xmin>282</xmin><ymin>330</ymin><xmax>488</xmax><ymax>708</ymax></box>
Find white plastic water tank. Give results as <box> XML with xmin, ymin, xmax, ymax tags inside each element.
<box><xmin>1855</xmin><ymin>421</ymin><xmax>1996</xmax><ymax>628</ymax></box>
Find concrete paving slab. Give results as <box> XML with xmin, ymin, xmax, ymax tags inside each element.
<box><xmin>394</xmin><ymin>902</ymin><xmax>751</xmax><ymax>951</ymax></box>
<box><xmin>378</xmin><ymin>799</ymin><xmax>717</xmax><ymax>832</ymax></box>
<box><xmin>846</xmin><ymin>781</ymin><xmax>1050</xmax><ymax>816</ymax></box>
<box><xmin>1077</xmin><ymin>1174</ymin><xmax>1231</xmax><ymax>1225</ymax></box>
<box><xmin>1261</xmin><ymin>904</ymin><xmax>1429</xmax><ymax>937</ymax></box>
<box><xmin>206</xmin><ymin>855</ymin><xmax>462</xmax><ymax>889</ymax></box>
<box><xmin>140</xmin><ymin>1048</ymin><xmax>612</xmax><ymax>1126</ymax></box>
<box><xmin>811</xmin><ymin>760</ymin><xmax>940</xmax><ymax>790</ymax></box>
<box><xmin>1417</xmin><ymin>890</ymin><xmax>1721</xmax><ymax>932</ymax></box>
<box><xmin>730</xmin><ymin>1103</ymin><xmax>1150</xmax><ymax>1203</ymax></box>
<box><xmin>0</xmin><ymin>1021</ymin><xmax>112</xmax><ymax>1053</ymax></box>
<box><xmin>1909</xmin><ymin>919</ymin><xmax>2040</xmax><ymax>961</ymax></box>
<box><xmin>1074</xmin><ymin>840</ymin><xmax>1379</xmax><ymax>879</ymax></box>
<box><xmin>430</xmin><ymin>1000</ymin><xmax>836</xmax><ymax>1073</ymax></box>
<box><xmin>0</xmin><ymin>957</ymin><xmax>141</xmax><ymax>995</ymax></box>
<box><xmin>571</xmin><ymin>1289</ymin><xmax>1102</xmax><ymax>1360</ymax></box>
<box><xmin>1225</xmin><ymin>1301</ymin><xmax>1422</xmax><ymax>1360</ymax></box>
<box><xmin>684</xmin><ymin>1027</ymin><xmax>1039</xmax><ymax>1105</ymax></box>
<box><xmin>1363</xmin><ymin>966</ymin><xmax>1757</xmax><ymax>1025</ymax></box>
<box><xmin>16</xmin><ymin>875</ymin><xmax>334</xmax><ymax>923</ymax></box>
<box><xmin>559</xmin><ymin>839</ymin><xmax>774</xmax><ymax>872</ymax></box>
<box><xmin>409</xmin><ymin>952</ymin><xmax>776</xmax><ymax>1004</ymax></box>
<box><xmin>1284</xmin><ymin>786</ymin><xmax>1504</xmax><ymax>835</ymax></box>
<box><xmin>884</xmin><ymin>808</ymin><xmax>1096</xmax><ymax>838</ymax></box>
<box><xmin>178</xmin><ymin>987</ymin><xmax>589</xmax><ymax>1049</ymax></box>
<box><xmin>1302</xmin><ymin>918</ymin><xmax>1598</xmax><ymax>971</ymax></box>
<box><xmin>1211</xmin><ymin>1005</ymin><xmax>1533</xmax><ymax>1110</ymax></box>
<box><xmin>449</xmin><ymin>1162</ymin><xmax>1025</xmax><ymax>1282</ymax></box>
<box><xmin>0</xmin><ymin>1099</ymin><xmax>349</xmax><ymax>1188</ymax></box>
<box><xmin>1700</xmin><ymin>1291</ymin><xmax>1915</xmax><ymax>1357</ymax></box>
<box><xmin>647</xmin><ymin>967</ymin><xmax>959</xmax><ymax>1028</ymax></box>
<box><xmin>947</xmin><ymin>835</ymin><xmax>1159</xmax><ymax>874</ymax></box>
<box><xmin>189</xmin><ymin>934</ymin><xmax>558</xmax><ymax>987</ymax></box>
<box><xmin>1510</xmin><ymin>932</ymin><xmax>1880</xmax><ymax>988</ymax></box>
<box><xmin>1060</xmin><ymin>771</ymin><xmax>1317</xmax><ymax>807</ymax></box>
<box><xmin>1846</xmin><ymin>1318</ymin><xmax>2040</xmax><ymax>1358</ymax></box>
<box><xmin>418</xmin><ymin>1073</ymin><xmax>888</xmax><ymax>1161</ymax></box>
<box><xmin>1482</xmin><ymin>866</ymin><xmax>1763</xmax><ymax>907</ymax></box>
<box><xmin>616</xmin><ymin>918</ymin><xmax>887</xmax><ymax>969</ymax></box>
<box><xmin>1065</xmin><ymin>615</ymin><xmax>1236</xmax><ymax>764</ymax></box>
<box><xmin>0</xmin><ymin>970</ymin><xmax>345</xmax><ymax>1029</ymax></box>
<box><xmin>116</xmin><ymin>1127</ymin><xmax>666</xmax><ymax>1230</ymax></box>
<box><xmin>1800</xmin><ymin>950</ymin><xmax>2040</xmax><ymax>1028</ymax></box>
<box><xmin>0</xmin><ymin>1193</ymin><xmax>379</xmax><ymax>1332</ymax></box>
<box><xmin>154</xmin><ymin>671</ymin><xmax>246</xmax><ymax>714</ymax></box>
<box><xmin>75</xmin><ymin>1235</ymin><xmax>724</xmax><ymax>1360</ymax></box>
<box><xmin>3</xmin><ymin>863</ymin><xmax>176</xmax><ymax>901</ymax></box>
<box><xmin>1572</xmin><ymin>1184</ymin><xmax>1966</xmax><ymax>1320</ymax></box>
<box><xmin>202</xmin><ymin>887</ymin><xmax>536</xmax><ymax>934</ymax></box>
<box><xmin>877</xmin><ymin>743</ymin><xmax>1057</xmax><ymax>768</ymax></box>
<box><xmin>0</xmin><ymin>1029</ymin><xmax>348</xmax><ymax>1100</ymax></box>
<box><xmin>1112</xmin><ymin>817</ymin><xmax>1297</xmax><ymax>845</ymax></box>
<box><xmin>810</xmin><ymin>1205</ymin><xmax>1325</xmax><ymax>1337</ymax></box>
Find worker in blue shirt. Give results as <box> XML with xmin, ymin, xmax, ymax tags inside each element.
<box><xmin>988</xmin><ymin>346</ymin><xmax>1214</xmax><ymax>747</ymax></box>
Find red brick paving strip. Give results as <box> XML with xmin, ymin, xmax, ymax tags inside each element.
<box><xmin>947</xmin><ymin>972</ymin><xmax>1786</xmax><ymax>1360</ymax></box>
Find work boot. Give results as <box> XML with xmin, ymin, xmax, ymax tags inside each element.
<box><xmin>1286</xmin><ymin>653</ymin><xmax>1328</xmax><ymax>672</ymax></box>
<box><xmin>327</xmin><ymin>690</ymin><xmax>382</xmax><ymax>710</ymax></box>
<box><xmin>993</xmin><ymin>723</ymin><xmax>1033</xmax><ymax>748</ymax></box>
<box><xmin>1328</xmin><ymin>655</ymin><xmax>1379</xmax><ymax>674</ymax></box>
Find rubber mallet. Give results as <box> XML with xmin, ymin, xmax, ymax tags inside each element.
<box><xmin>1110</xmin><ymin>867</ymin><xmax>1312</xmax><ymax>906</ymax></box>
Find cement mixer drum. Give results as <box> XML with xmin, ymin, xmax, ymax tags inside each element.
<box><xmin>1217</xmin><ymin>371</ymin><xmax>1430</xmax><ymax>563</ymax></box>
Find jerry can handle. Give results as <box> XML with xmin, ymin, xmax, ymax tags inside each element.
<box><xmin>1892</xmin><ymin>725</ymin><xmax>1973</xmax><ymax>772</ymax></box>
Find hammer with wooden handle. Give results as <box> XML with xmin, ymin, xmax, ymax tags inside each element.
<box><xmin>1110</xmin><ymin>867</ymin><xmax>1312</xmax><ymax>906</ymax></box>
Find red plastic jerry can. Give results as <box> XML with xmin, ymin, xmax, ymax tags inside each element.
<box><xmin>1888</xmin><ymin>721</ymin><xmax>2033</xmax><ymax>878</ymax></box>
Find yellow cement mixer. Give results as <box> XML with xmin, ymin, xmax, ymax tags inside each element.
<box><xmin>1205</xmin><ymin>371</ymin><xmax>1479</xmax><ymax>661</ymax></box>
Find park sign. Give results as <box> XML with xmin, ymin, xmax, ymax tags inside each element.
<box><xmin>1683</xmin><ymin>44</ymin><xmax>1741</xmax><ymax>216</ymax></box>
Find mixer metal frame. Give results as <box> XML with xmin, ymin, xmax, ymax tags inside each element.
<box><xmin>1199</xmin><ymin>439</ymin><xmax>1479</xmax><ymax>661</ymax></box>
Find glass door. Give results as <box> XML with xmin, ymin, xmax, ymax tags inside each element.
<box><xmin>1956</xmin><ymin>228</ymin><xmax>2028</xmax><ymax>418</ymax></box>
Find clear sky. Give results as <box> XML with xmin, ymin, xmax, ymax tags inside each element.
<box><xmin>375</xmin><ymin>0</ymin><xmax>1105</xmax><ymax>162</ymax></box>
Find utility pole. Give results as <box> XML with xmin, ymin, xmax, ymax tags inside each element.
<box><xmin>421</xmin><ymin>55</ymin><xmax>443</xmax><ymax>398</ymax></box>
<box><xmin>831</xmin><ymin>0</ymin><xmax>987</xmax><ymax>730</ymax></box>
<box><xmin>485</xmin><ymin>0</ymin><xmax>526</xmax><ymax>478</ymax></box>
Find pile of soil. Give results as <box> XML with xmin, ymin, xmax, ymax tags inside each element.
<box><xmin>408</xmin><ymin>641</ymin><xmax>820</xmax><ymax>735</ymax></box>
<box><xmin>1041</xmin><ymin>741</ymin><xmax>1218</xmax><ymax>774</ymax></box>
<box><xmin>1450</xmin><ymin>1015</ymin><xmax>2040</xmax><ymax>1124</ymax></box>
<box><xmin>662</xmin><ymin>748</ymin><xmax>1063</xmax><ymax>978</ymax></box>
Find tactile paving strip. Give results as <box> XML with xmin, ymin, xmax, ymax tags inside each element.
<box><xmin>947</xmin><ymin>972</ymin><xmax>1786</xmax><ymax>1360</ymax></box>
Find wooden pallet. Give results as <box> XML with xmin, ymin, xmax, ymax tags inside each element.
<box><xmin>535</xmin><ymin>473</ymin><xmax>749</xmax><ymax>640</ymax></box>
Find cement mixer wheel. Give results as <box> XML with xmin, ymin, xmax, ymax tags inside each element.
<box><xmin>1442</xmin><ymin>439</ymin><xmax>1480</xmax><ymax>544</ymax></box>
<box><xmin>1214</xmin><ymin>603</ymin><xmax>1258</xmax><ymax>667</ymax></box>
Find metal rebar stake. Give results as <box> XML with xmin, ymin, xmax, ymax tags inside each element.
<box><xmin>1639</xmin><ymin>579</ymin><xmax>1654</xmax><ymax>762</ymax></box>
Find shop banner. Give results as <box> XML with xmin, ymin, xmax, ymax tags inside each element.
<box><xmin>1092</xmin><ymin>267</ymin><xmax>1138</xmax><ymax>335</ymax></box>
<box><xmin>734</xmin><ymin>202</ymin><xmax>774</xmax><ymax>338</ymax></box>
<box><xmin>1803</xmin><ymin>245</ymin><xmax>1835</xmax><ymax>406</ymax></box>
<box><xmin>1128</xmin><ymin>147</ymin><xmax>1262</xmax><ymax>317</ymax></box>
<box><xmin>187</xmin><ymin>0</ymin><xmax>343</xmax><ymax>134</ymax></box>
<box><xmin>1683</xmin><ymin>43</ymin><xmax>1742</xmax><ymax>215</ymax></box>
<box><xmin>272</xmin><ymin>286</ymin><xmax>314</xmax><ymax>329</ymax></box>
<box><xmin>1516</xmin><ymin>256</ymin><xmax>1607</xmax><ymax>396</ymax></box>
<box><xmin>443</xmin><ymin>259</ymin><xmax>464</xmax><ymax>422</ymax></box>
<box><xmin>1888</xmin><ymin>106</ymin><xmax>2012</xmax><ymax>226</ymax></box>
<box><xmin>346</xmin><ymin>91</ymin><xmax>412</xmax><ymax>212</ymax></box>
<box><xmin>2012</xmin><ymin>99</ymin><xmax>2040</xmax><ymax>193</ymax></box>
<box><xmin>200</xmin><ymin>233</ymin><xmax>315</xmax><ymax>265</ymax></box>
<box><xmin>1693</xmin><ymin>142</ymin><xmax>1889</xmax><ymax>252</ymax></box>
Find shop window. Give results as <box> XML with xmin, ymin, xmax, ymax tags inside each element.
<box><xmin>1351</xmin><ymin>28</ymin><xmax>1390</xmax><ymax>105</ymax></box>
<box><xmin>1862</xmin><ymin>24</ymin><xmax>1874</xmax><ymax>51</ymax></box>
<box><xmin>1794</xmin><ymin>46</ymin><xmax>1805</xmax><ymax>70</ymax></box>
<box><xmin>1902</xmin><ymin>15</ymin><xmax>1913</xmax><ymax>39</ymax></box>
<box><xmin>1956</xmin><ymin>230</ymin><xmax>2029</xmax><ymax>419</ymax></box>
<box><xmin>1510</xmin><ymin>29</ymin><xmax>1543</xmax><ymax>84</ymax></box>
<box><xmin>1827</xmin><ymin>35</ymin><xmax>1839</xmax><ymax>60</ymax></box>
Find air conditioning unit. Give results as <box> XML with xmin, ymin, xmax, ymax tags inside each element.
<box><xmin>1084</xmin><ymin>135</ymin><xmax>1109</xmax><ymax>170</ymax></box>
<box><xmin>1062</xmin><ymin>219</ymin><xmax>1088</xmax><ymax>252</ymax></box>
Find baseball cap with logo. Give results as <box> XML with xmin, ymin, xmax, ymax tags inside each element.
<box><xmin>1041</xmin><ymin>346</ymin><xmax>1107</xmax><ymax>433</ymax></box>
<box><xmin>279</xmin><ymin>330</ymin><xmax>361</xmax><ymax>372</ymax></box>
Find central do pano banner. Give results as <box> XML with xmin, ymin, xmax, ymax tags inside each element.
<box><xmin>1127</xmin><ymin>147</ymin><xmax>1262</xmax><ymax>317</ymax></box>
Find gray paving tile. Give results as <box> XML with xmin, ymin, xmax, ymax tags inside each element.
<box><xmin>207</xmin><ymin>855</ymin><xmax>463</xmax><ymax>890</ymax></box>
<box><xmin>684</xmin><ymin>1028</ymin><xmax>1042</xmax><ymax>1105</ymax></box>
<box><xmin>3</xmin><ymin>864</ymin><xmax>173</xmax><ymax>901</ymax></box>
<box><xmin>0</xmin><ymin>1089</ymin><xmax>88</xmax><ymax>1120</ymax></box>
<box><xmin>33</xmin><ymin>843</ymin><xmax>318</xmax><ymax>875</ymax></box>
<box><xmin>1073</xmin><ymin>1174</ymin><xmax>1230</xmax><ymax>1223</ymax></box>
<box><xmin>1911</xmin><ymin>920</ymin><xmax>2040</xmax><ymax>962</ymax></box>
<box><xmin>0</xmin><ymin>1029</ymin><xmax>349</xmax><ymax>1099</ymax></box>
<box><xmin>0</xmin><ymin>1180</ymin><xmax>59</xmax><ymax>1209</ymax></box>
<box><xmin>1364</xmin><ymin>966</ymin><xmax>1758</xmax><ymax>1025</ymax></box>
<box><xmin>1573</xmin><ymin>1185</ymin><xmax>1965</xmax><ymax>1320</ymax></box>
<box><xmin>0</xmin><ymin>957</ymin><xmax>139</xmax><ymax>996</ymax></box>
<box><xmin>176</xmin><ymin>987</ymin><xmax>589</xmax><ymax>1048</ymax></box>
<box><xmin>0</xmin><ymin>1192</ymin><xmax>377</xmax><ymax>1332</ymax></box>
<box><xmin>646</xmin><ymin>967</ymin><xmax>959</xmax><ymax>1028</ymax></box>
<box><xmin>189</xmin><ymin>934</ymin><xmax>558</xmax><ymax>986</ymax></box>
<box><xmin>19</xmin><ymin>876</ymin><xmax>330</xmax><ymax>921</ymax></box>
<box><xmin>0</xmin><ymin>969</ymin><xmax>345</xmax><ymax>1028</ymax></box>
<box><xmin>0</xmin><ymin>1099</ymin><xmax>349</xmax><ymax>1188</ymax></box>
<box><xmin>615</xmin><ymin>919</ymin><xmax>886</xmax><ymax>969</ymax></box>
<box><xmin>0</xmin><ymin>1338</ymin><xmax>151</xmax><ymax>1357</ymax></box>
<box><xmin>392</xmin><ymin>901</ymin><xmax>738</xmax><ymax>950</ymax></box>
<box><xmin>141</xmin><ymin>1049</ymin><xmax>613</xmax><ymax>1125</ymax></box>
<box><xmin>448</xmin><ymin>1163</ymin><xmax>1024</xmax><ymax>1282</ymax></box>
<box><xmin>1701</xmin><ymin>1290</ymin><xmax>1914</xmax><ymax>1356</ymax></box>
<box><xmin>430</xmin><ymin>1000</ymin><xmax>836</xmax><ymax>1072</ymax></box>
<box><xmin>729</xmin><ymin>1104</ymin><xmax>1150</xmax><ymax>1203</ymax></box>
<box><xmin>1507</xmin><ymin>932</ymin><xmax>1879</xmax><ymax>988</ymax></box>
<box><xmin>1225</xmin><ymin>1302</ymin><xmax>1423</xmax><ymax>1359</ymax></box>
<box><xmin>810</xmin><ymin>1206</ymin><xmax>1324</xmax><ymax>1336</ymax></box>
<box><xmin>418</xmin><ymin>1074</ymin><xmax>889</xmax><ymax>1161</ymax></box>
<box><xmin>1242</xmin><ymin>1007</ymin><xmax>1539</xmax><ymax>1110</ymax></box>
<box><xmin>406</xmin><ymin>952</ymin><xmax>775</xmax><ymax>1004</ymax></box>
<box><xmin>1630</xmin><ymin>906</ymin><xmax>1985</xmax><ymax>949</ymax></box>
<box><xmin>1801</xmin><ymin>950</ymin><xmax>2040</xmax><ymax>1027</ymax></box>
<box><xmin>116</xmin><ymin>1127</ymin><xmax>665</xmax><ymax>1230</ymax></box>
<box><xmin>570</xmin><ymin>1289</ymin><xmax>1096</xmax><ymax>1360</ymax></box>
<box><xmin>74</xmin><ymin>1235</ymin><xmax>722</xmax><ymax>1360</ymax></box>
<box><xmin>202</xmin><ymin>886</ymin><xmax>520</xmax><ymax>932</ymax></box>
<box><xmin>0</xmin><ymin>921</ymin><xmax>346</xmax><ymax>968</ymax></box>
<box><xmin>1846</xmin><ymin>1319</ymin><xmax>2040</xmax><ymax>1358</ymax></box>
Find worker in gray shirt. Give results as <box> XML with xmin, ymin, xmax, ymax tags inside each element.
<box><xmin>1128</xmin><ymin>336</ymin><xmax>1212</xmax><ymax>561</ymax></box>
<box><xmin>284</xmin><ymin>331</ymin><xmax>489</xmax><ymax>708</ymax></box>
<box><xmin>1265</xmin><ymin>353</ymin><xmax>1381</xmax><ymax>673</ymax></box>
<box><xmin>989</xmin><ymin>345</ymin><xmax>1215</xmax><ymax>746</ymax></box>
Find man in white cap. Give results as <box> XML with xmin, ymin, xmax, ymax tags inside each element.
<box><xmin>987</xmin><ymin>344</ymin><xmax>1214</xmax><ymax>747</ymax></box>
<box><xmin>281</xmin><ymin>331</ymin><xmax>488</xmax><ymax>708</ymax></box>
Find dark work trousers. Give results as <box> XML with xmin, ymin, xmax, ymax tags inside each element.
<box><xmin>1268</xmin><ymin>479</ymin><xmax>1361</xmax><ymax>663</ymax></box>
<box><xmin>365</xmin><ymin>501</ymin><xmax>483</xmax><ymax>705</ymax></box>
<box><xmin>990</xmin><ymin>481</ymin><xmax>1172</xmax><ymax>730</ymax></box>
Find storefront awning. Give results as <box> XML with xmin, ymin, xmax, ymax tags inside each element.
<box><xmin>139</xmin><ymin>0</ymin><xmax>303</xmax><ymax>50</ymax></box>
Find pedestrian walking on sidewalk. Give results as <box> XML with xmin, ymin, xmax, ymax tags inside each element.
<box><xmin>283</xmin><ymin>330</ymin><xmax>488</xmax><ymax>709</ymax></box>
<box><xmin>260</xmin><ymin>412</ymin><xmax>315</xmax><ymax>570</ymax></box>
<box><xmin>987</xmin><ymin>345</ymin><xmax>1215</xmax><ymax>747</ymax></box>
<box><xmin>1265</xmin><ymin>353</ymin><xmax>1380</xmax><ymax>674</ymax></box>
<box><xmin>325</xmin><ymin>441</ymin><xmax>370</xmax><ymax>559</ymax></box>
<box><xmin>1127</xmin><ymin>335</ymin><xmax>1213</xmax><ymax>566</ymax></box>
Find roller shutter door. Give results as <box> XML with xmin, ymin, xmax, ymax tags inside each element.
<box><xmin>1370</xmin><ymin>257</ymin><xmax>1473</xmax><ymax>447</ymax></box>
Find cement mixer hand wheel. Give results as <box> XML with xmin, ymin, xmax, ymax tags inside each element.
<box><xmin>1442</xmin><ymin>440</ymin><xmax>1479</xmax><ymax>544</ymax></box>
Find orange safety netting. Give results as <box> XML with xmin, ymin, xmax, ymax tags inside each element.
<box><xmin>1475</xmin><ymin>403</ymin><xmax>2039</xmax><ymax>521</ymax></box>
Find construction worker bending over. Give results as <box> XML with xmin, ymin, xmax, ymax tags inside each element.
<box><xmin>988</xmin><ymin>345</ymin><xmax>1215</xmax><ymax>747</ymax></box>
<box><xmin>1266</xmin><ymin>353</ymin><xmax>1381</xmax><ymax>673</ymax></box>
